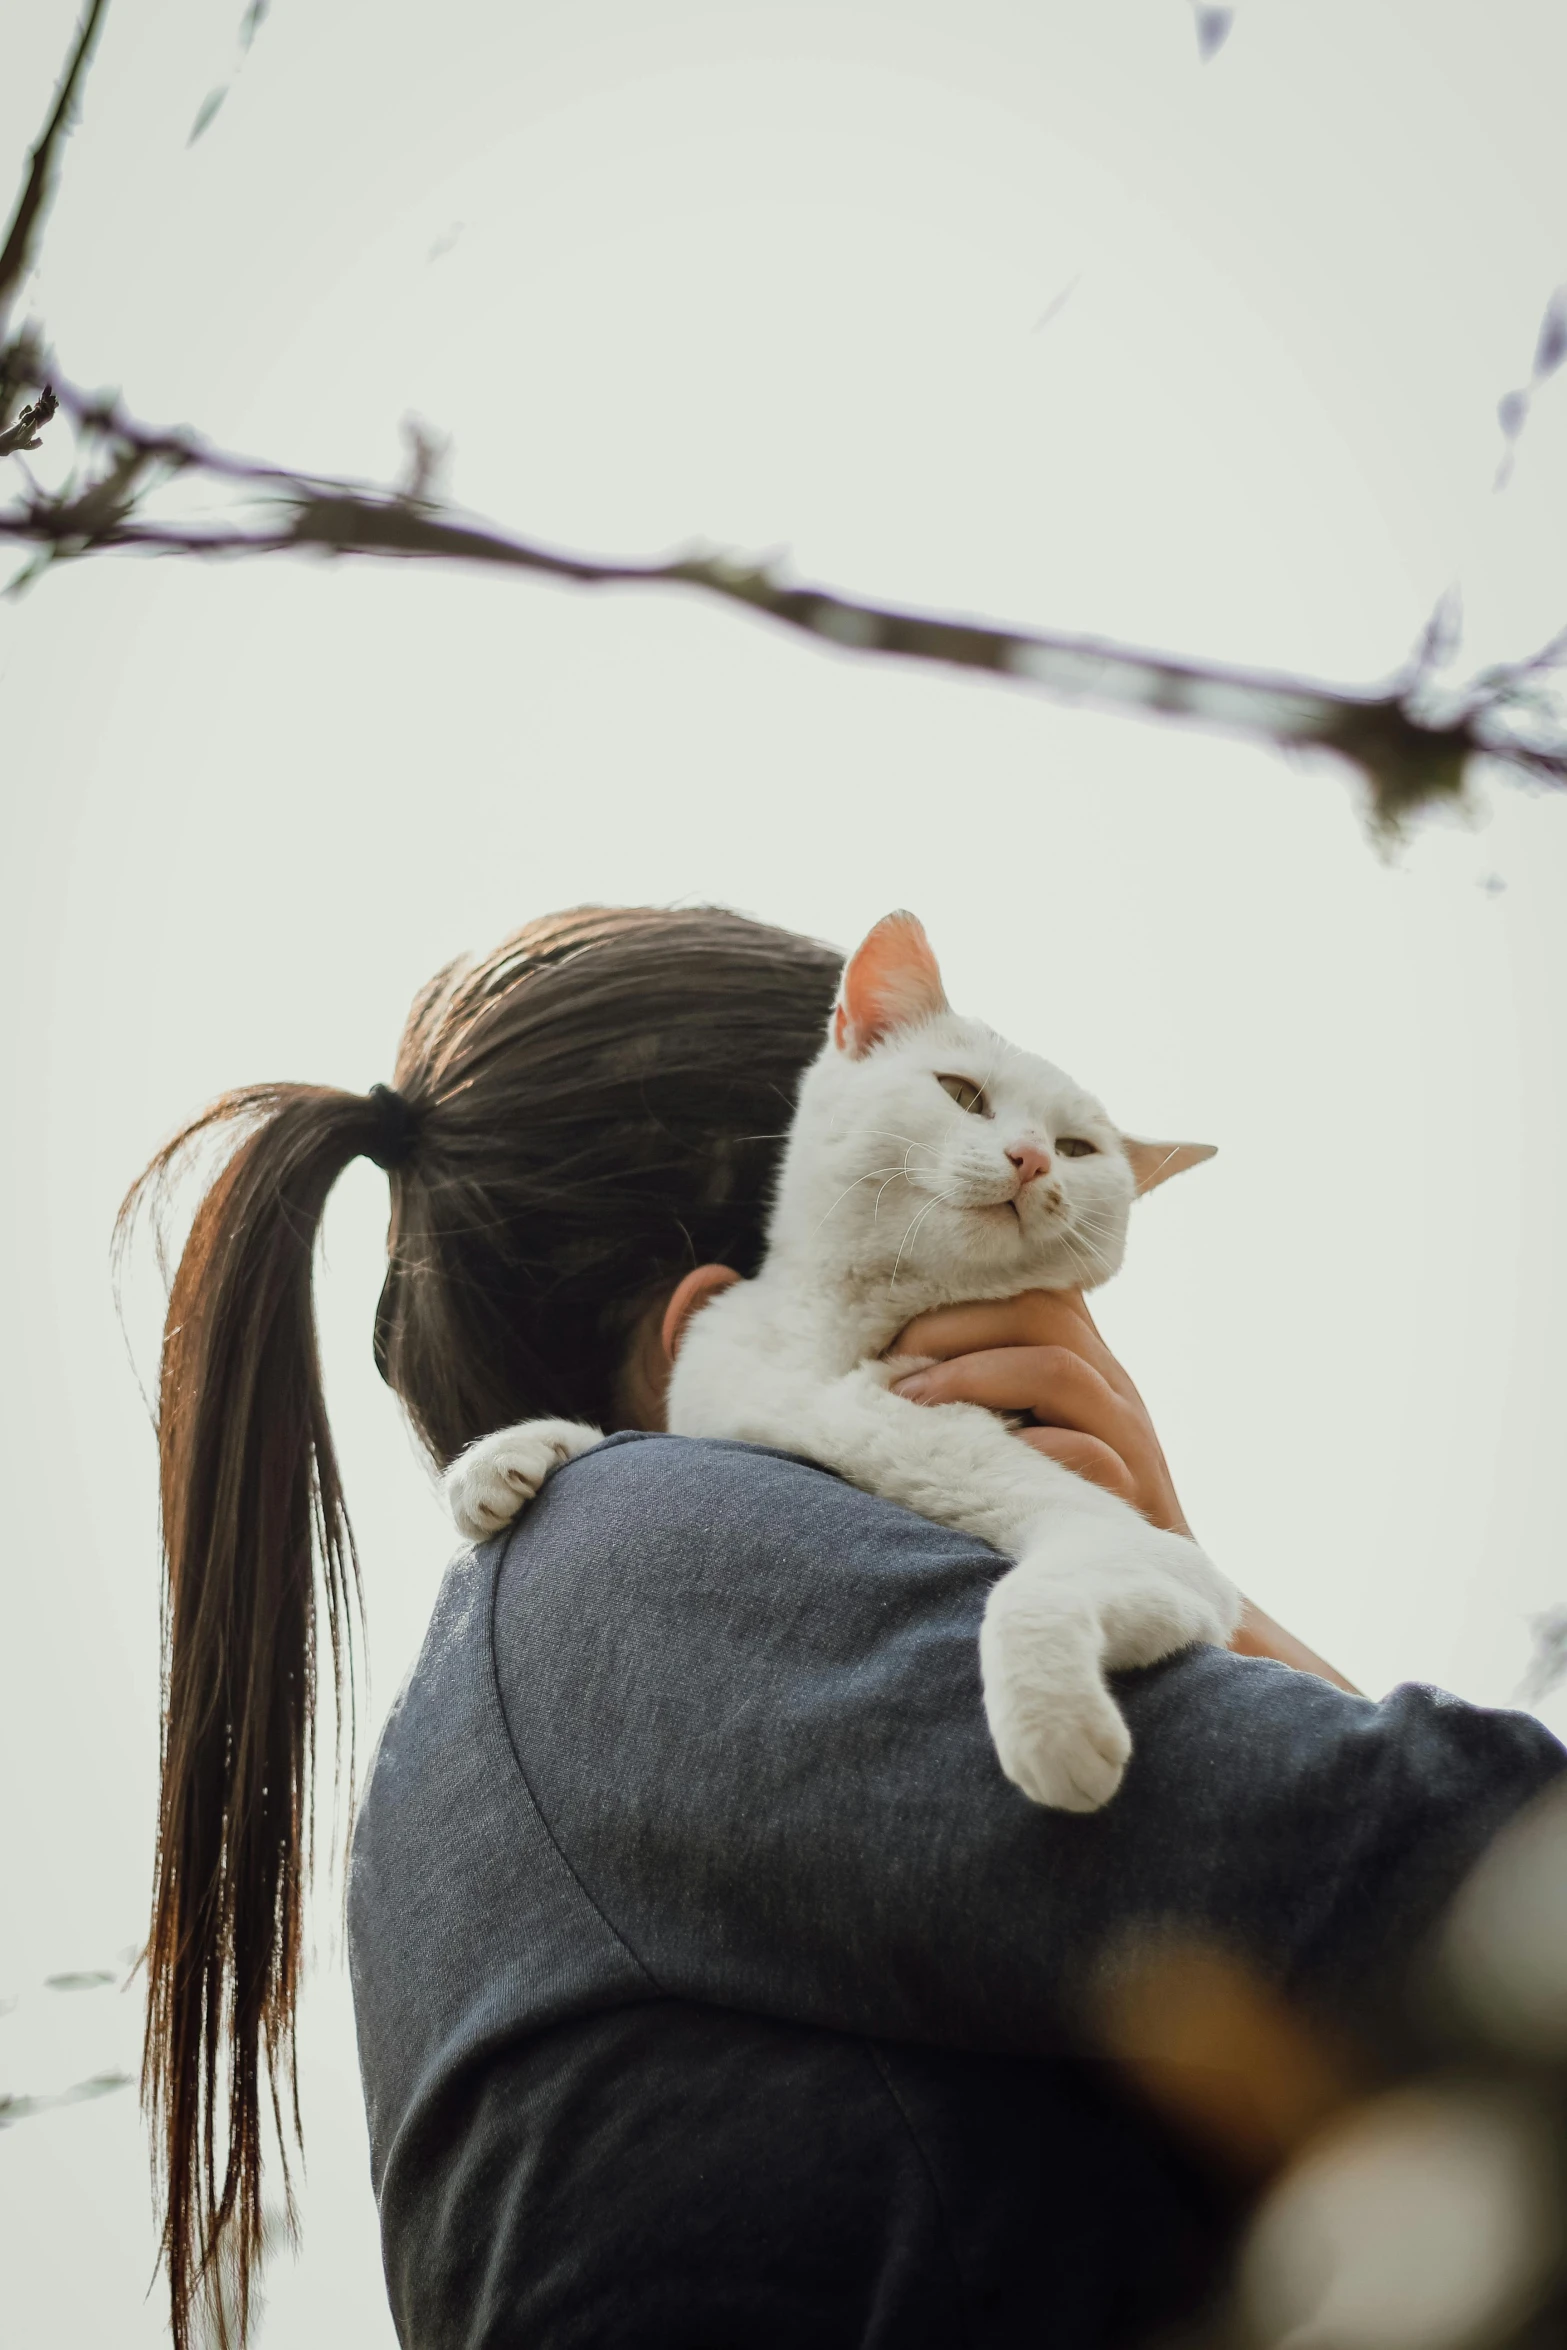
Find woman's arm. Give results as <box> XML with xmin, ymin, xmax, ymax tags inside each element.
<box><xmin>494</xmin><ymin>1434</ymin><xmax>1564</xmax><ymax>2053</ymax></box>
<box><xmin>889</xmin><ymin>1288</ymin><xmax>1359</xmax><ymax>1693</ymax></box>
<box><xmin>1229</xmin><ymin>1597</ymin><xmax>1359</xmax><ymax>1693</ymax></box>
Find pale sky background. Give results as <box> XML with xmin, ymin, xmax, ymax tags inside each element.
<box><xmin>3</xmin><ymin>0</ymin><xmax>1566</xmax><ymax>2340</ymax></box>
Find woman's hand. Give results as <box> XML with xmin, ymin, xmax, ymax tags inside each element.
<box><xmin>887</xmin><ymin>1288</ymin><xmax>1190</xmax><ymax>1535</ymax></box>
<box><xmin>887</xmin><ymin>1291</ymin><xmax>1361</xmax><ymax>1693</ymax></box>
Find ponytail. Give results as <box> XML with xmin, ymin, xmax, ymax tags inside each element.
<box><xmin>121</xmin><ymin>904</ymin><xmax>842</xmax><ymax>2346</ymax></box>
<box><xmin>123</xmin><ymin>1083</ymin><xmax>394</xmax><ymax>2349</ymax></box>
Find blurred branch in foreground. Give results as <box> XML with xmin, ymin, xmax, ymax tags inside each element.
<box><xmin>1097</xmin><ymin>1781</ymin><xmax>1567</xmax><ymax>2348</ymax></box>
<box><xmin>1190</xmin><ymin>5</ymin><xmax>1235</xmax><ymax>65</ymax></box>
<box><xmin>2</xmin><ymin>366</ymin><xmax>1565</xmax><ymax>841</ymax></box>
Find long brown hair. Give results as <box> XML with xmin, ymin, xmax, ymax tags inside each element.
<box><xmin>126</xmin><ymin>904</ymin><xmax>841</xmax><ymax>2346</ymax></box>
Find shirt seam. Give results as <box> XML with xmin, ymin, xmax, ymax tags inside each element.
<box><xmin>484</xmin><ymin>1524</ymin><xmax>662</xmax><ymax>1992</ymax></box>
<box><xmin>863</xmin><ymin>2040</ymin><xmax>978</xmax><ymax>2346</ymax></box>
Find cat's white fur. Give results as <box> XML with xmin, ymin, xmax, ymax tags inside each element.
<box><xmin>444</xmin><ymin>912</ymin><xmax>1240</xmax><ymax>1812</ymax></box>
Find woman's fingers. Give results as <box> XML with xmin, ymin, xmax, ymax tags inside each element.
<box><xmin>892</xmin><ymin>1290</ymin><xmax>1127</xmax><ymax>1392</ymax></box>
<box><xmin>889</xmin><ymin>1328</ymin><xmax>1189</xmax><ymax>1536</ymax></box>
<box><xmin>1015</xmin><ymin>1426</ymin><xmax>1139</xmax><ymax>1504</ymax></box>
<box><xmin>887</xmin><ymin>1287</ymin><xmax>1189</xmax><ymax>1535</ymax></box>
<box><xmin>892</xmin><ymin>1344</ymin><xmax>1128</xmax><ymax>1446</ymax></box>
<box><xmin>893</xmin><ymin>1290</ymin><xmax>1092</xmax><ymax>1358</ymax></box>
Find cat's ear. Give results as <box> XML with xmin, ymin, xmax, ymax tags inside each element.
<box><xmin>833</xmin><ymin>911</ymin><xmax>950</xmax><ymax>1058</ymax></box>
<box><xmin>1121</xmin><ymin>1137</ymin><xmax>1217</xmax><ymax>1195</ymax></box>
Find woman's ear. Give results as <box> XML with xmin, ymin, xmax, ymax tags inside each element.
<box><xmin>833</xmin><ymin>910</ymin><xmax>949</xmax><ymax>1058</ymax></box>
<box><xmin>1121</xmin><ymin>1138</ymin><xmax>1218</xmax><ymax>1195</ymax></box>
<box><xmin>660</xmin><ymin>1263</ymin><xmax>743</xmax><ymax>1364</ymax></box>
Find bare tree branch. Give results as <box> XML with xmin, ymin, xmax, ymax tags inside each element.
<box><xmin>0</xmin><ymin>0</ymin><xmax>111</xmax><ymax>357</ymax></box>
<box><xmin>4</xmin><ymin>368</ymin><xmax>1565</xmax><ymax>837</ymax></box>
<box><xmin>0</xmin><ymin>0</ymin><xmax>110</xmax><ymax>467</ymax></box>
<box><xmin>2</xmin><ymin>0</ymin><xmax>1564</xmax><ymax>842</ymax></box>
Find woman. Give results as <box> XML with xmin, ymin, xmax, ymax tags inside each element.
<box><xmin>132</xmin><ymin>903</ymin><xmax>1564</xmax><ymax>2349</ymax></box>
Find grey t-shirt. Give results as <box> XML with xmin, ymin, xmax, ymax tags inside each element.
<box><xmin>348</xmin><ymin>1434</ymin><xmax>1565</xmax><ymax>2348</ymax></box>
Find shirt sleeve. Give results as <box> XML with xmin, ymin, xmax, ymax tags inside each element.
<box><xmin>492</xmin><ymin>1433</ymin><xmax>1566</xmax><ymax>2052</ymax></box>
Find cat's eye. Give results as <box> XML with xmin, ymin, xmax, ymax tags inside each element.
<box><xmin>937</xmin><ymin>1074</ymin><xmax>990</xmax><ymax>1117</ymax></box>
<box><xmin>1057</xmin><ymin>1136</ymin><xmax>1098</xmax><ymax>1158</ymax></box>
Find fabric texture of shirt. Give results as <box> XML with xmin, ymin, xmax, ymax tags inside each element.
<box><xmin>347</xmin><ymin>1433</ymin><xmax>1566</xmax><ymax>2347</ymax></box>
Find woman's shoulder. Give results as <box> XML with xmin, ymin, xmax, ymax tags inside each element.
<box><xmin>509</xmin><ymin>1428</ymin><xmax>999</xmax><ymax>1608</ymax></box>
<box><xmin>488</xmin><ymin>1429</ymin><xmax>1004</xmax><ymax>1735</ymax></box>
<box><xmin>552</xmin><ymin>1427</ymin><xmax>834</xmax><ymax>1500</ymax></box>
<box><xmin>541</xmin><ymin>1427</ymin><xmax>868</xmax><ymax>1509</ymax></box>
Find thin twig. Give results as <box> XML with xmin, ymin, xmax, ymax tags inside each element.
<box><xmin>0</xmin><ymin>0</ymin><xmax>111</xmax><ymax>458</ymax></box>
<box><xmin>0</xmin><ymin>0</ymin><xmax>111</xmax><ymax>346</ymax></box>
<box><xmin>0</xmin><ymin>379</ymin><xmax>56</xmax><ymax>456</ymax></box>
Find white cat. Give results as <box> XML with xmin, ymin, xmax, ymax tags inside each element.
<box><xmin>445</xmin><ymin>911</ymin><xmax>1240</xmax><ymax>1812</ymax></box>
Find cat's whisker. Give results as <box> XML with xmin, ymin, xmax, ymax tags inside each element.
<box><xmin>872</xmin><ymin>1139</ymin><xmax>933</xmax><ymax>1223</ymax></box>
<box><xmin>889</xmin><ymin>1212</ymin><xmax>931</xmax><ymax>1293</ymax></box>
<box><xmin>873</xmin><ymin>1168</ymin><xmax>913</xmax><ymax>1220</ymax></box>
<box><xmin>1058</xmin><ymin>1230</ymin><xmax>1099</xmax><ymax>1286</ymax></box>
<box><xmin>832</xmin><ymin>1123</ymin><xmax>937</xmax><ymax>1158</ymax></box>
<box><xmin>1071</xmin><ymin>1212</ymin><xmax>1122</xmax><ymax>1250</ymax></box>
<box><xmin>1067</xmin><ymin>1214</ymin><xmax>1115</xmax><ymax>1253</ymax></box>
<box><xmin>1072</xmin><ymin>1195</ymin><xmax>1120</xmax><ymax>1226</ymax></box>
<box><xmin>889</xmin><ymin>1189</ymin><xmax>960</xmax><ymax>1290</ymax></box>
<box><xmin>812</xmin><ymin>1166</ymin><xmax>905</xmax><ymax>1235</ymax></box>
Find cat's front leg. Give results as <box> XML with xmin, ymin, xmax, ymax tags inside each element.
<box><xmin>444</xmin><ymin>1419</ymin><xmax>603</xmax><ymax>1542</ymax></box>
<box><xmin>978</xmin><ymin>1577</ymin><xmax>1130</xmax><ymax>1811</ymax></box>
<box><xmin>980</xmin><ymin>1518</ymin><xmax>1240</xmax><ymax>1811</ymax></box>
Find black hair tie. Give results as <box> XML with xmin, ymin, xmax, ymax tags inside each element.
<box><xmin>365</xmin><ymin>1083</ymin><xmax>419</xmax><ymax>1173</ymax></box>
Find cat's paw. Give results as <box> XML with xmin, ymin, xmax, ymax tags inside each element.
<box><xmin>978</xmin><ymin>1570</ymin><xmax>1131</xmax><ymax>1812</ymax></box>
<box><xmin>986</xmin><ymin>1672</ymin><xmax>1132</xmax><ymax>1812</ymax></box>
<box><xmin>445</xmin><ymin>1419</ymin><xmax>602</xmax><ymax>1542</ymax></box>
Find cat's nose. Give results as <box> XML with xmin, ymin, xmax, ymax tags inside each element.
<box><xmin>1005</xmin><ymin>1142</ymin><xmax>1052</xmax><ymax>1187</ymax></box>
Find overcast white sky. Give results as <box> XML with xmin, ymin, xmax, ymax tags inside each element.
<box><xmin>3</xmin><ymin>0</ymin><xmax>1566</xmax><ymax>2339</ymax></box>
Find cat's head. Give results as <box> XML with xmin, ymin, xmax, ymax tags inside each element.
<box><xmin>771</xmin><ymin>911</ymin><xmax>1213</xmax><ymax>1310</ymax></box>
